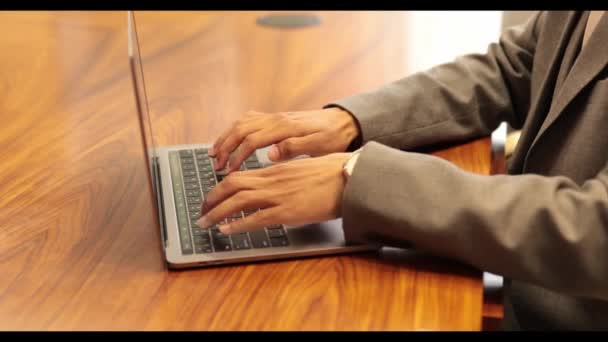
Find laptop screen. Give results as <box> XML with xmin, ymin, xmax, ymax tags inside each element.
<box><xmin>128</xmin><ymin>11</ymin><xmax>159</xmax><ymax>188</ymax></box>
<box><xmin>128</xmin><ymin>10</ymin><xmax>167</xmax><ymax>243</ymax></box>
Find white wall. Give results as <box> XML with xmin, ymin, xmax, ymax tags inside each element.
<box><xmin>403</xmin><ymin>11</ymin><xmax>503</xmax><ymax>73</ymax></box>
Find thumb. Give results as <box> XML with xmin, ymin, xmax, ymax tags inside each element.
<box><xmin>268</xmin><ymin>137</ymin><xmax>313</xmax><ymax>161</ymax></box>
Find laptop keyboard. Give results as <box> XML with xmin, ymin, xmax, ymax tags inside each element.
<box><xmin>169</xmin><ymin>148</ymin><xmax>289</xmax><ymax>255</ymax></box>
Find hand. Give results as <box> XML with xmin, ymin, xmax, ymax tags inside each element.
<box><xmin>196</xmin><ymin>153</ymin><xmax>352</xmax><ymax>235</ymax></box>
<box><xmin>208</xmin><ymin>107</ymin><xmax>359</xmax><ymax>173</ymax></box>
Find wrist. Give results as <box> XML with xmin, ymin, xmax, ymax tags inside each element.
<box><xmin>328</xmin><ymin>107</ymin><xmax>360</xmax><ymax>151</ymax></box>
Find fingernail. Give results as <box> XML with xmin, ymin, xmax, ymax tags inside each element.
<box><xmin>268</xmin><ymin>145</ymin><xmax>280</xmax><ymax>161</ymax></box>
<box><xmin>196</xmin><ymin>215</ymin><xmax>211</xmax><ymax>229</ymax></box>
<box><xmin>208</xmin><ymin>146</ymin><xmax>216</xmax><ymax>156</ymax></box>
<box><xmin>218</xmin><ymin>224</ymin><xmax>232</xmax><ymax>235</ymax></box>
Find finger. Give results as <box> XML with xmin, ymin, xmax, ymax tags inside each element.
<box><xmin>213</xmin><ymin>122</ymin><xmax>261</xmax><ymax>170</ymax></box>
<box><xmin>229</xmin><ymin>165</ymin><xmax>270</xmax><ymax>178</ymax></box>
<box><xmin>219</xmin><ymin>207</ymin><xmax>283</xmax><ymax>234</ymax></box>
<box><xmin>209</xmin><ymin>111</ymin><xmax>265</xmax><ymax>156</ymax></box>
<box><xmin>209</xmin><ymin>124</ymin><xmax>236</xmax><ymax>157</ymax></box>
<box><xmin>201</xmin><ymin>173</ymin><xmax>261</xmax><ymax>213</ymax></box>
<box><xmin>197</xmin><ymin>190</ymin><xmax>272</xmax><ymax>229</ymax></box>
<box><xmin>269</xmin><ymin>133</ymin><xmax>325</xmax><ymax>161</ymax></box>
<box><xmin>226</xmin><ymin>127</ymin><xmax>297</xmax><ymax>173</ymax></box>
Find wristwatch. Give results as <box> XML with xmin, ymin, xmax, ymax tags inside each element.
<box><xmin>342</xmin><ymin>148</ymin><xmax>362</xmax><ymax>180</ymax></box>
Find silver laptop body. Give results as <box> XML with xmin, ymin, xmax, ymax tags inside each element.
<box><xmin>127</xmin><ymin>11</ymin><xmax>375</xmax><ymax>269</ymax></box>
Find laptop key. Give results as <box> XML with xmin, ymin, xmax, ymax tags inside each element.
<box><xmin>270</xmin><ymin>236</ymin><xmax>289</xmax><ymax>247</ymax></box>
<box><xmin>182</xmin><ymin>164</ymin><xmax>195</xmax><ymax>170</ymax></box>
<box><xmin>195</xmin><ymin>244</ymin><xmax>213</xmax><ymax>254</ymax></box>
<box><xmin>200</xmin><ymin>164</ymin><xmax>212</xmax><ymax>171</ymax></box>
<box><xmin>200</xmin><ymin>175</ymin><xmax>215</xmax><ymax>182</ymax></box>
<box><xmin>182</xmin><ymin>242</ymin><xmax>194</xmax><ymax>254</ymax></box>
<box><xmin>179</xmin><ymin>150</ymin><xmax>193</xmax><ymax>157</ymax></box>
<box><xmin>193</xmin><ymin>234</ymin><xmax>211</xmax><ymax>244</ymax></box>
<box><xmin>245</xmin><ymin>161</ymin><xmax>261</xmax><ymax>169</ymax></box>
<box><xmin>230</xmin><ymin>211</ymin><xmax>243</xmax><ymax>219</ymax></box>
<box><xmin>211</xmin><ymin>227</ymin><xmax>227</xmax><ymax>239</ymax></box>
<box><xmin>192</xmin><ymin>228</ymin><xmax>209</xmax><ymax>236</ymax></box>
<box><xmin>213</xmin><ymin>237</ymin><xmax>232</xmax><ymax>252</ymax></box>
<box><xmin>183</xmin><ymin>176</ymin><xmax>198</xmax><ymax>183</ymax></box>
<box><xmin>267</xmin><ymin>227</ymin><xmax>286</xmax><ymax>238</ymax></box>
<box><xmin>201</xmin><ymin>184</ymin><xmax>214</xmax><ymax>192</ymax></box>
<box><xmin>187</xmin><ymin>197</ymin><xmax>201</xmax><ymax>204</ymax></box>
<box><xmin>201</xmin><ymin>177</ymin><xmax>215</xmax><ymax>186</ymax></box>
<box><xmin>186</xmin><ymin>190</ymin><xmax>199</xmax><ymax>197</ymax></box>
<box><xmin>249</xmin><ymin>230</ymin><xmax>270</xmax><ymax>248</ymax></box>
<box><xmin>196</xmin><ymin>153</ymin><xmax>210</xmax><ymax>161</ymax></box>
<box><xmin>232</xmin><ymin>233</ymin><xmax>251</xmax><ymax>250</ymax></box>
<box><xmin>189</xmin><ymin>211</ymin><xmax>201</xmax><ymax>219</ymax></box>
<box><xmin>180</xmin><ymin>229</ymin><xmax>191</xmax><ymax>240</ymax></box>
<box><xmin>179</xmin><ymin>222</ymin><xmax>189</xmax><ymax>233</ymax></box>
<box><xmin>201</xmin><ymin>170</ymin><xmax>214</xmax><ymax>176</ymax></box>
<box><xmin>200</xmin><ymin>172</ymin><xmax>214</xmax><ymax>179</ymax></box>
<box><xmin>201</xmin><ymin>181</ymin><xmax>214</xmax><ymax>188</ymax></box>
<box><xmin>198</xmin><ymin>164</ymin><xmax>213</xmax><ymax>172</ymax></box>
<box><xmin>198</xmin><ymin>160</ymin><xmax>212</xmax><ymax>166</ymax></box>
<box><xmin>200</xmin><ymin>176</ymin><xmax>215</xmax><ymax>183</ymax></box>
<box><xmin>183</xmin><ymin>170</ymin><xmax>196</xmax><ymax>177</ymax></box>
<box><xmin>185</xmin><ymin>183</ymin><xmax>199</xmax><ymax>190</ymax></box>
<box><xmin>171</xmin><ymin>152</ymin><xmax>194</xmax><ymax>255</ymax></box>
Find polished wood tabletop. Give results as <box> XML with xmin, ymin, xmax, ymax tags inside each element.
<box><xmin>0</xmin><ymin>11</ymin><xmax>491</xmax><ymax>331</ymax></box>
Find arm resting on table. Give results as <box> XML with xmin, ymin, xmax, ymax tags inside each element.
<box><xmin>342</xmin><ymin>141</ymin><xmax>608</xmax><ymax>302</ymax></box>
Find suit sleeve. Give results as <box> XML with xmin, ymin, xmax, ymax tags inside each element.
<box><xmin>326</xmin><ymin>12</ymin><xmax>543</xmax><ymax>151</ymax></box>
<box><xmin>342</xmin><ymin>141</ymin><xmax>608</xmax><ymax>301</ymax></box>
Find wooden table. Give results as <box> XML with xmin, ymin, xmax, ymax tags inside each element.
<box><xmin>0</xmin><ymin>11</ymin><xmax>491</xmax><ymax>331</ymax></box>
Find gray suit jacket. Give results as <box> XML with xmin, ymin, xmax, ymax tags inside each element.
<box><xmin>328</xmin><ymin>11</ymin><xmax>608</xmax><ymax>330</ymax></box>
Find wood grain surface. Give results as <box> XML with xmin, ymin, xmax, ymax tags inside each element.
<box><xmin>0</xmin><ymin>11</ymin><xmax>490</xmax><ymax>331</ymax></box>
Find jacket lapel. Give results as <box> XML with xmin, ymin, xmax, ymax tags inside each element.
<box><xmin>510</xmin><ymin>12</ymin><xmax>579</xmax><ymax>173</ymax></box>
<box><xmin>553</xmin><ymin>13</ymin><xmax>588</xmax><ymax>94</ymax></box>
<box><xmin>528</xmin><ymin>13</ymin><xmax>608</xmax><ymax>153</ymax></box>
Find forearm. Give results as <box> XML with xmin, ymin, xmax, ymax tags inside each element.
<box><xmin>327</xmin><ymin>12</ymin><xmax>541</xmax><ymax>151</ymax></box>
<box><xmin>342</xmin><ymin>141</ymin><xmax>608</xmax><ymax>301</ymax></box>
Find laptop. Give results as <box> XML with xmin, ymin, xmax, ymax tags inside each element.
<box><xmin>127</xmin><ymin>11</ymin><xmax>376</xmax><ymax>269</ymax></box>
